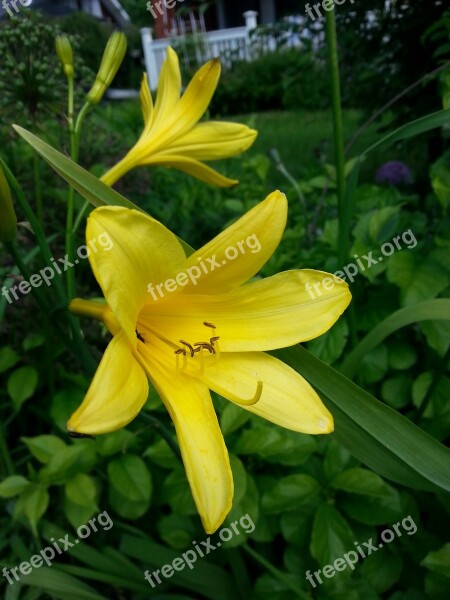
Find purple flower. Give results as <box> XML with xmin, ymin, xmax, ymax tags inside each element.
<box><xmin>376</xmin><ymin>161</ymin><xmax>413</xmax><ymax>186</ymax></box>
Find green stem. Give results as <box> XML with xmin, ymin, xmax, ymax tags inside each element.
<box><xmin>66</xmin><ymin>101</ymin><xmax>91</xmax><ymax>300</ymax></box>
<box><xmin>241</xmin><ymin>545</ymin><xmax>310</xmax><ymax>599</ymax></box>
<box><xmin>32</xmin><ymin>153</ymin><xmax>43</xmax><ymax>227</ymax></box>
<box><xmin>0</xmin><ymin>426</ymin><xmax>14</xmax><ymax>476</ymax></box>
<box><xmin>325</xmin><ymin>9</ymin><xmax>346</xmax><ymax>265</ymax></box>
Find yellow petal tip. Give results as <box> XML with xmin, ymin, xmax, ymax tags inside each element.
<box><xmin>318</xmin><ymin>415</ymin><xmax>334</xmax><ymax>433</ymax></box>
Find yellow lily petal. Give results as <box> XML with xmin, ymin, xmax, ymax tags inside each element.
<box><xmin>86</xmin><ymin>206</ymin><xmax>186</xmax><ymax>343</ymax></box>
<box><xmin>152</xmin><ymin>47</ymin><xmax>181</xmax><ymax>130</ymax></box>
<box><xmin>67</xmin><ymin>332</ymin><xmax>149</xmax><ymax>435</ymax></box>
<box><xmin>141</xmin><ymin>351</ymin><xmax>233</xmax><ymax>533</ymax></box>
<box><xmin>140</xmin><ymin>154</ymin><xmax>239</xmax><ymax>187</ymax></box>
<box><xmin>179</xmin><ymin>190</ymin><xmax>287</xmax><ymax>294</ymax></box>
<box><xmin>146</xmin><ymin>270</ymin><xmax>351</xmax><ymax>351</ymax></box>
<box><xmin>140</xmin><ymin>73</ymin><xmax>154</xmax><ymax>129</ymax></box>
<box><xmin>199</xmin><ymin>352</ymin><xmax>334</xmax><ymax>434</ymax></box>
<box><xmin>154</xmin><ymin>58</ymin><xmax>221</xmax><ymax>149</ymax></box>
<box><xmin>165</xmin><ymin>122</ymin><xmax>258</xmax><ymax>160</ymax></box>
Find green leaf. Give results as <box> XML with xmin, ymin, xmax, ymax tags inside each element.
<box><xmin>7</xmin><ymin>366</ymin><xmax>38</xmax><ymax>410</ymax></box>
<box><xmin>421</xmin><ymin>543</ymin><xmax>450</xmax><ymax>578</ymax></box>
<box><xmin>387</xmin><ymin>252</ymin><xmax>448</xmax><ymax>305</ymax></box>
<box><xmin>0</xmin><ymin>475</ymin><xmax>30</xmax><ymax>497</ymax></box>
<box><xmin>18</xmin><ymin>567</ymin><xmax>108</xmax><ymax>600</ymax></box>
<box><xmin>13</xmin><ymin>126</ymin><xmax>138</xmax><ymax>210</ymax></box>
<box><xmin>430</xmin><ymin>154</ymin><xmax>450</xmax><ymax>210</ymax></box>
<box><xmin>339</xmin><ymin>486</ymin><xmax>404</xmax><ymax>524</ymax></box>
<box><xmin>39</xmin><ymin>444</ymin><xmax>98</xmax><ymax>485</ymax></box>
<box><xmin>51</xmin><ymin>387</ymin><xmax>87</xmax><ymax>433</ymax></box>
<box><xmin>107</xmin><ymin>454</ymin><xmax>152</xmax><ymax>519</ymax></box>
<box><xmin>368</xmin><ymin>206</ymin><xmax>400</xmax><ymax>243</ymax></box>
<box><xmin>341</xmin><ymin>300</ymin><xmax>450</xmax><ymax>378</ymax></box>
<box><xmin>95</xmin><ymin>429</ymin><xmax>134</xmax><ymax>457</ymax></box>
<box><xmin>323</xmin><ymin>439</ymin><xmax>353</xmax><ymax>481</ymax></box>
<box><xmin>280</xmin><ymin>510</ymin><xmax>314</xmax><ymax>546</ymax></box>
<box><xmin>307</xmin><ymin>318</ymin><xmax>349</xmax><ymax>364</ymax></box>
<box><xmin>22</xmin><ymin>333</ymin><xmax>45</xmax><ymax>351</ymax></box>
<box><xmin>331</xmin><ymin>468</ymin><xmax>398</xmax><ymax>498</ymax></box>
<box><xmin>220</xmin><ymin>403</ymin><xmax>252</xmax><ymax>435</ymax></box>
<box><xmin>388</xmin><ymin>341</ymin><xmax>417</xmax><ymax>370</ymax></box>
<box><xmin>235</xmin><ymin>425</ymin><xmax>316</xmax><ymax>465</ymax></box>
<box><xmin>275</xmin><ymin>345</ymin><xmax>450</xmax><ymax>493</ymax></box>
<box><xmin>21</xmin><ymin>435</ymin><xmax>67</xmax><ymax>464</ymax></box>
<box><xmin>310</xmin><ymin>503</ymin><xmax>354</xmax><ymax>570</ymax></box>
<box><xmin>0</xmin><ymin>346</ymin><xmax>20</xmax><ymax>373</ymax></box>
<box><xmin>64</xmin><ymin>474</ymin><xmax>99</xmax><ymax>528</ymax></box>
<box><xmin>157</xmin><ymin>514</ymin><xmax>197</xmax><ymax>549</ymax></box>
<box><xmin>359</xmin><ymin>344</ymin><xmax>388</xmax><ymax>384</ymax></box>
<box><xmin>361</xmin><ymin>550</ymin><xmax>402</xmax><ymax>593</ymax></box>
<box><xmin>13</xmin><ymin>126</ymin><xmax>194</xmax><ymax>256</ymax></box>
<box><xmin>160</xmin><ymin>468</ymin><xmax>196</xmax><ymax>515</ymax></box>
<box><xmin>108</xmin><ymin>455</ymin><xmax>152</xmax><ymax>502</ymax></box>
<box><xmin>362</xmin><ymin>109</ymin><xmax>450</xmax><ymax>156</ymax></box>
<box><xmin>261</xmin><ymin>474</ymin><xmax>319</xmax><ymax>513</ymax></box>
<box><xmin>120</xmin><ymin>533</ymin><xmax>240</xmax><ymax>600</ymax></box>
<box><xmin>144</xmin><ymin>437</ymin><xmax>180</xmax><ymax>469</ymax></box>
<box><xmin>412</xmin><ymin>373</ymin><xmax>450</xmax><ymax>417</ymax></box>
<box><xmin>381</xmin><ymin>375</ymin><xmax>411</xmax><ymax>409</ymax></box>
<box><xmin>223</xmin><ymin>474</ymin><xmax>259</xmax><ymax>547</ymax></box>
<box><xmin>20</xmin><ymin>485</ymin><xmax>49</xmax><ymax>537</ymax></box>
<box><xmin>420</xmin><ymin>321</ymin><xmax>450</xmax><ymax>357</ymax></box>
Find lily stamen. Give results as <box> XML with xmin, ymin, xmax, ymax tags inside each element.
<box><xmin>179</xmin><ymin>340</ymin><xmax>195</xmax><ymax>357</ymax></box>
<box><xmin>175</xmin><ymin>348</ymin><xmax>187</xmax><ymax>375</ymax></box>
<box><xmin>194</xmin><ymin>342</ymin><xmax>215</xmax><ymax>354</ymax></box>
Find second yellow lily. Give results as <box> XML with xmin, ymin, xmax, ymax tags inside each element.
<box><xmin>101</xmin><ymin>48</ymin><xmax>257</xmax><ymax>188</ymax></box>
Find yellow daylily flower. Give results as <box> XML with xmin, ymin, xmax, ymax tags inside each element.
<box><xmin>68</xmin><ymin>191</ymin><xmax>351</xmax><ymax>533</ymax></box>
<box><xmin>100</xmin><ymin>48</ymin><xmax>257</xmax><ymax>188</ymax></box>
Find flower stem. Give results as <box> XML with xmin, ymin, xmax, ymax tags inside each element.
<box><xmin>66</xmin><ymin>101</ymin><xmax>91</xmax><ymax>300</ymax></box>
<box><xmin>325</xmin><ymin>9</ymin><xmax>347</xmax><ymax>265</ymax></box>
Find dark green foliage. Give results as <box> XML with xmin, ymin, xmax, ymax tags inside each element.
<box><xmin>210</xmin><ymin>48</ymin><xmax>330</xmax><ymax>116</ymax></box>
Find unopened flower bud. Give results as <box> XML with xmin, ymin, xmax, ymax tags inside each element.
<box><xmin>0</xmin><ymin>165</ymin><xmax>17</xmax><ymax>243</ymax></box>
<box><xmin>55</xmin><ymin>34</ymin><xmax>74</xmax><ymax>78</ymax></box>
<box><xmin>86</xmin><ymin>32</ymin><xmax>127</xmax><ymax>105</ymax></box>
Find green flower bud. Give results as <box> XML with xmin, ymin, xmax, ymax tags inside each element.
<box><xmin>55</xmin><ymin>34</ymin><xmax>74</xmax><ymax>78</ymax></box>
<box><xmin>86</xmin><ymin>32</ymin><xmax>127</xmax><ymax>105</ymax></box>
<box><xmin>0</xmin><ymin>165</ymin><xmax>17</xmax><ymax>243</ymax></box>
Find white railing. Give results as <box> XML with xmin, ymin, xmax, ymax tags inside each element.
<box><xmin>141</xmin><ymin>11</ymin><xmax>260</xmax><ymax>89</ymax></box>
<box><xmin>140</xmin><ymin>11</ymin><xmax>323</xmax><ymax>90</ymax></box>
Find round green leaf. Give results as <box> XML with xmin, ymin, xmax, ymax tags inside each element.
<box><xmin>7</xmin><ymin>366</ymin><xmax>38</xmax><ymax>409</ymax></box>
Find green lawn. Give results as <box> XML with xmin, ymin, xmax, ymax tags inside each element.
<box><xmin>230</xmin><ymin>109</ymin><xmax>387</xmax><ymax>187</ymax></box>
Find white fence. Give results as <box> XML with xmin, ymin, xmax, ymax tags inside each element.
<box><xmin>140</xmin><ymin>11</ymin><xmax>322</xmax><ymax>90</ymax></box>
<box><xmin>141</xmin><ymin>11</ymin><xmax>258</xmax><ymax>90</ymax></box>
